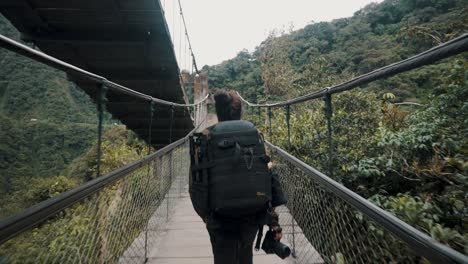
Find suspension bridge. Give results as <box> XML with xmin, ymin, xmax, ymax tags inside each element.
<box><xmin>0</xmin><ymin>1</ymin><xmax>467</xmax><ymax>263</ymax></box>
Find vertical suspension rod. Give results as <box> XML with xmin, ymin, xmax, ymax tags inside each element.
<box><xmin>169</xmin><ymin>106</ymin><xmax>175</xmax><ymax>144</ymax></box>
<box><xmin>167</xmin><ymin>105</ymin><xmax>175</xmax><ymax>219</ymax></box>
<box><xmin>96</xmin><ymin>83</ymin><xmax>107</xmax><ymax>178</ymax></box>
<box><xmin>324</xmin><ymin>91</ymin><xmax>334</xmax><ymax>178</ymax></box>
<box><xmin>285</xmin><ymin>105</ymin><xmax>292</xmax><ymax>150</ymax></box>
<box><xmin>148</xmin><ymin>102</ymin><xmax>155</xmax><ymax>154</ymax></box>
<box><xmin>257</xmin><ymin>107</ymin><xmax>261</xmax><ymax>126</ymax></box>
<box><xmin>268</xmin><ymin>107</ymin><xmax>272</xmax><ymax>141</ymax></box>
<box><xmin>144</xmin><ymin>101</ymin><xmax>155</xmax><ymax>263</ymax></box>
<box><xmin>285</xmin><ymin>104</ymin><xmax>296</xmax><ymax>257</ymax></box>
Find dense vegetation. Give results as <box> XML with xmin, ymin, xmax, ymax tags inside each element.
<box><xmin>0</xmin><ymin>13</ymin><xmax>164</xmax><ymax>262</ymax></box>
<box><xmin>0</xmin><ymin>14</ymin><xmax>108</xmax><ymax>215</ymax></box>
<box><xmin>0</xmin><ymin>127</ymin><xmax>152</xmax><ymax>263</ymax></box>
<box><xmin>205</xmin><ymin>0</ymin><xmax>467</xmax><ymax>102</ymax></box>
<box><xmin>205</xmin><ymin>0</ymin><xmax>467</xmax><ymax>255</ymax></box>
<box><xmin>0</xmin><ymin>0</ymin><xmax>466</xmax><ymax>261</ymax></box>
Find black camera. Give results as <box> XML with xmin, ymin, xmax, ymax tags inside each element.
<box><xmin>261</xmin><ymin>227</ymin><xmax>291</xmax><ymax>259</ymax></box>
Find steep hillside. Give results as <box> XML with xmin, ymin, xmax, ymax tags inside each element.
<box><xmin>0</xmin><ymin>15</ymin><xmax>101</xmax><ymax>193</ymax></box>
<box><xmin>204</xmin><ymin>0</ymin><xmax>468</xmax><ymax>254</ymax></box>
<box><xmin>204</xmin><ymin>0</ymin><xmax>467</xmax><ymax>102</ymax></box>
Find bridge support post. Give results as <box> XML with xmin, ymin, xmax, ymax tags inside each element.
<box><xmin>324</xmin><ymin>91</ymin><xmax>334</xmax><ymax>178</ymax></box>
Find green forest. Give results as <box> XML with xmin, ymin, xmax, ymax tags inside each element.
<box><xmin>204</xmin><ymin>0</ymin><xmax>467</xmax><ymax>255</ymax></box>
<box><xmin>0</xmin><ymin>13</ymin><xmax>161</xmax><ymax>262</ymax></box>
<box><xmin>0</xmin><ymin>15</ymin><xmax>112</xmax><ymax>215</ymax></box>
<box><xmin>0</xmin><ymin>0</ymin><xmax>467</xmax><ymax>261</ymax></box>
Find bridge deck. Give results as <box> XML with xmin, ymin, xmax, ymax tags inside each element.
<box><xmin>147</xmin><ymin>194</ymin><xmax>293</xmax><ymax>264</ymax></box>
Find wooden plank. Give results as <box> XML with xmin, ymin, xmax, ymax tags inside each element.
<box><xmin>147</xmin><ymin>197</ymin><xmax>295</xmax><ymax>264</ymax></box>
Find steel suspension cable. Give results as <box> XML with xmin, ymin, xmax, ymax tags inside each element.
<box><xmin>177</xmin><ymin>0</ymin><xmax>200</xmax><ymax>73</ymax></box>
<box><xmin>179</xmin><ymin>7</ymin><xmax>182</xmax><ymax>66</ymax></box>
<box><xmin>172</xmin><ymin>0</ymin><xmax>175</xmax><ymax>45</ymax></box>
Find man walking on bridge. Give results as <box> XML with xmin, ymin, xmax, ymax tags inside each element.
<box><xmin>189</xmin><ymin>89</ymin><xmax>287</xmax><ymax>264</ymax></box>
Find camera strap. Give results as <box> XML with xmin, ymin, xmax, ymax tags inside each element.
<box><xmin>254</xmin><ymin>225</ymin><xmax>264</xmax><ymax>251</ymax></box>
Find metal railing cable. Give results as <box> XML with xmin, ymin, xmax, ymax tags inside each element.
<box><xmin>237</xmin><ymin>33</ymin><xmax>468</xmax><ymax>108</ymax></box>
<box><xmin>0</xmin><ymin>33</ymin><xmax>208</xmax><ymax>108</ymax></box>
<box><xmin>266</xmin><ymin>142</ymin><xmax>468</xmax><ymax>264</ymax></box>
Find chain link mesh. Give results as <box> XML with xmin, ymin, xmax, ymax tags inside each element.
<box><xmin>268</xmin><ymin>144</ymin><xmax>427</xmax><ymax>264</ymax></box>
<box><xmin>0</xmin><ymin>140</ymin><xmax>190</xmax><ymax>264</ymax></box>
<box><xmin>194</xmin><ymin>101</ymin><xmax>208</xmax><ymax>129</ymax></box>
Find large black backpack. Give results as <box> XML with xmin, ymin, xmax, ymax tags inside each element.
<box><xmin>189</xmin><ymin>120</ymin><xmax>272</xmax><ymax>219</ymax></box>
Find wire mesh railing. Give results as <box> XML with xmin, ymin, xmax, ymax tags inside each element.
<box><xmin>267</xmin><ymin>142</ymin><xmax>468</xmax><ymax>264</ymax></box>
<box><xmin>0</xmin><ymin>136</ymin><xmax>191</xmax><ymax>264</ymax></box>
<box><xmin>194</xmin><ymin>97</ymin><xmax>209</xmax><ymax>129</ymax></box>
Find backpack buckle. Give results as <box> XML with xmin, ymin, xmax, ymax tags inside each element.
<box><xmin>243</xmin><ymin>147</ymin><xmax>254</xmax><ymax>170</ymax></box>
<box><xmin>218</xmin><ymin>139</ymin><xmax>235</xmax><ymax>148</ymax></box>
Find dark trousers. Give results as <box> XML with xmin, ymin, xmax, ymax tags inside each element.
<box><xmin>206</xmin><ymin>217</ymin><xmax>259</xmax><ymax>264</ymax></box>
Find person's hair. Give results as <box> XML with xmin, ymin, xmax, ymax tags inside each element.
<box><xmin>214</xmin><ymin>89</ymin><xmax>242</xmax><ymax>121</ymax></box>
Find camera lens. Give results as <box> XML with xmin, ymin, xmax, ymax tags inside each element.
<box><xmin>274</xmin><ymin>241</ymin><xmax>291</xmax><ymax>259</ymax></box>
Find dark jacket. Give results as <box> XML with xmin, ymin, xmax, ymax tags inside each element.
<box><xmin>270</xmin><ymin>169</ymin><xmax>287</xmax><ymax>208</ymax></box>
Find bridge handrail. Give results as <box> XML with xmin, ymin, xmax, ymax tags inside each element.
<box><xmin>266</xmin><ymin>141</ymin><xmax>468</xmax><ymax>264</ymax></box>
<box><xmin>237</xmin><ymin>33</ymin><xmax>468</xmax><ymax>107</ymax></box>
<box><xmin>0</xmin><ymin>127</ymin><xmax>196</xmax><ymax>245</ymax></box>
<box><xmin>0</xmin><ymin>33</ymin><xmax>209</xmax><ymax>107</ymax></box>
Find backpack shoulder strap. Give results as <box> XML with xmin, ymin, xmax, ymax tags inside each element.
<box><xmin>255</xmin><ymin>225</ymin><xmax>264</xmax><ymax>251</ymax></box>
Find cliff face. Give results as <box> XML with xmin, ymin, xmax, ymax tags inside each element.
<box><xmin>0</xmin><ymin>14</ymin><xmax>98</xmax><ymax>192</ymax></box>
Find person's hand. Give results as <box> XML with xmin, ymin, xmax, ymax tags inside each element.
<box><xmin>268</xmin><ymin>161</ymin><xmax>273</xmax><ymax>170</ymax></box>
<box><xmin>271</xmin><ymin>225</ymin><xmax>283</xmax><ymax>241</ymax></box>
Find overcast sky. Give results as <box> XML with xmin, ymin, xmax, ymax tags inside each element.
<box><xmin>164</xmin><ymin>0</ymin><xmax>383</xmax><ymax>68</ymax></box>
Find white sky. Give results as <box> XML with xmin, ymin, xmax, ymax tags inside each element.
<box><xmin>163</xmin><ymin>0</ymin><xmax>383</xmax><ymax>68</ymax></box>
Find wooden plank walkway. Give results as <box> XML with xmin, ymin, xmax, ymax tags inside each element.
<box><xmin>145</xmin><ymin>193</ymin><xmax>293</xmax><ymax>264</ymax></box>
